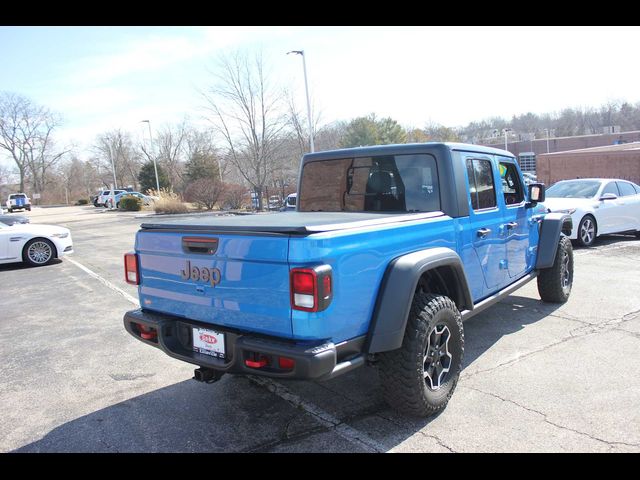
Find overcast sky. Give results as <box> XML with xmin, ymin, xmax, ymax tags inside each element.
<box><xmin>1</xmin><ymin>25</ymin><xmax>639</xmax><ymax>167</ymax></box>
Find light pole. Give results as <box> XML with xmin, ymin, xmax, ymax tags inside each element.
<box><xmin>287</xmin><ymin>50</ymin><xmax>315</xmax><ymax>153</ymax></box>
<box><xmin>544</xmin><ymin>128</ymin><xmax>551</xmax><ymax>153</ymax></box>
<box><xmin>141</xmin><ymin>120</ymin><xmax>160</xmax><ymax>192</ymax></box>
<box><xmin>502</xmin><ymin>128</ymin><xmax>512</xmax><ymax>151</ymax></box>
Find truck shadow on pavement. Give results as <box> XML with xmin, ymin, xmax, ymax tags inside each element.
<box><xmin>13</xmin><ymin>294</ymin><xmax>563</xmax><ymax>453</ymax></box>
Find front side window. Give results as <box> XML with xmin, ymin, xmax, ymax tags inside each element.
<box><xmin>601</xmin><ymin>182</ymin><xmax>620</xmax><ymax>196</ymax></box>
<box><xmin>467</xmin><ymin>158</ymin><xmax>497</xmax><ymax>210</ymax></box>
<box><xmin>298</xmin><ymin>154</ymin><xmax>439</xmax><ymax>213</ymax></box>
<box><xmin>499</xmin><ymin>162</ymin><xmax>524</xmax><ymax>205</ymax></box>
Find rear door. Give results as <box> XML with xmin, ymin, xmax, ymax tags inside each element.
<box><xmin>464</xmin><ymin>155</ymin><xmax>506</xmax><ymax>295</ymax></box>
<box><xmin>136</xmin><ymin>230</ymin><xmax>293</xmax><ymax>338</ymax></box>
<box><xmin>597</xmin><ymin>181</ymin><xmax>623</xmax><ymax>234</ymax></box>
<box><xmin>616</xmin><ymin>181</ymin><xmax>640</xmax><ymax>231</ymax></box>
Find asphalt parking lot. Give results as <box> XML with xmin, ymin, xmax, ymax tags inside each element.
<box><xmin>1</xmin><ymin>205</ymin><xmax>639</xmax><ymax>452</ymax></box>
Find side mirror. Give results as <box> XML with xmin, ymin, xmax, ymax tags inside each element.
<box><xmin>599</xmin><ymin>193</ymin><xmax>617</xmax><ymax>201</ymax></box>
<box><xmin>527</xmin><ymin>182</ymin><xmax>545</xmax><ymax>207</ymax></box>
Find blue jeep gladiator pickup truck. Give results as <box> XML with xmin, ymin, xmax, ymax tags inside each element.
<box><xmin>123</xmin><ymin>143</ymin><xmax>573</xmax><ymax>417</ymax></box>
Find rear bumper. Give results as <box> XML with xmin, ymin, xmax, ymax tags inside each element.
<box><xmin>123</xmin><ymin>308</ymin><xmax>365</xmax><ymax>380</ymax></box>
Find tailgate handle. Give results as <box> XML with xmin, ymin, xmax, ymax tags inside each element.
<box><xmin>182</xmin><ymin>237</ymin><xmax>219</xmax><ymax>255</ymax></box>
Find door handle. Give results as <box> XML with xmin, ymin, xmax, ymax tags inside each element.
<box><xmin>477</xmin><ymin>228</ymin><xmax>491</xmax><ymax>238</ymax></box>
<box><xmin>505</xmin><ymin>222</ymin><xmax>518</xmax><ymax>229</ymax></box>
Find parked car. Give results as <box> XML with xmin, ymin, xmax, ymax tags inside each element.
<box><xmin>280</xmin><ymin>193</ymin><xmax>297</xmax><ymax>211</ymax></box>
<box><xmin>97</xmin><ymin>189</ymin><xmax>126</xmax><ymax>207</ymax></box>
<box><xmin>522</xmin><ymin>172</ymin><xmax>537</xmax><ymax>185</ymax></box>
<box><xmin>0</xmin><ymin>221</ymin><xmax>73</xmax><ymax>266</ymax></box>
<box><xmin>6</xmin><ymin>193</ymin><xmax>31</xmax><ymax>212</ymax></box>
<box><xmin>105</xmin><ymin>191</ymin><xmax>155</xmax><ymax>209</ymax></box>
<box><xmin>543</xmin><ymin>178</ymin><xmax>640</xmax><ymax>246</ymax></box>
<box><xmin>268</xmin><ymin>195</ymin><xmax>282</xmax><ymax>211</ymax></box>
<box><xmin>0</xmin><ymin>214</ymin><xmax>30</xmax><ymax>226</ymax></box>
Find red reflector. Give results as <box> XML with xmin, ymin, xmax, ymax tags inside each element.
<box><xmin>278</xmin><ymin>357</ymin><xmax>295</xmax><ymax>369</ymax></box>
<box><xmin>323</xmin><ymin>275</ymin><xmax>332</xmax><ymax>297</ymax></box>
<box><xmin>124</xmin><ymin>253</ymin><xmax>139</xmax><ymax>285</ymax></box>
<box><xmin>245</xmin><ymin>357</ymin><xmax>269</xmax><ymax>368</ymax></box>
<box><xmin>136</xmin><ymin>323</ymin><xmax>157</xmax><ymax>340</ymax></box>
<box><xmin>292</xmin><ymin>270</ymin><xmax>315</xmax><ymax>294</ymax></box>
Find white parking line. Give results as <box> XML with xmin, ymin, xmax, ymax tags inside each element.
<box><xmin>65</xmin><ymin>257</ymin><xmax>140</xmax><ymax>306</ymax></box>
<box><xmin>65</xmin><ymin>256</ymin><xmax>385</xmax><ymax>452</ymax></box>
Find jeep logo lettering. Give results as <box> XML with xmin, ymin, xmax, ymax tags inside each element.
<box><xmin>180</xmin><ymin>260</ymin><xmax>221</xmax><ymax>287</ymax></box>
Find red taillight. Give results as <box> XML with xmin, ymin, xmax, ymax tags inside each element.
<box><xmin>290</xmin><ymin>266</ymin><xmax>332</xmax><ymax>312</ymax></box>
<box><xmin>278</xmin><ymin>357</ymin><xmax>295</xmax><ymax>370</ymax></box>
<box><xmin>290</xmin><ymin>268</ymin><xmax>318</xmax><ymax>311</ymax></box>
<box><xmin>124</xmin><ymin>253</ymin><xmax>139</xmax><ymax>285</ymax></box>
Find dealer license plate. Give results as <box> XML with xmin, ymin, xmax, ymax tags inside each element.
<box><xmin>192</xmin><ymin>327</ymin><xmax>225</xmax><ymax>358</ymax></box>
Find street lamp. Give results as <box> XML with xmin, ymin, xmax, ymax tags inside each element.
<box><xmin>543</xmin><ymin>128</ymin><xmax>551</xmax><ymax>153</ymax></box>
<box><xmin>502</xmin><ymin>128</ymin><xmax>512</xmax><ymax>151</ymax></box>
<box><xmin>141</xmin><ymin>120</ymin><xmax>160</xmax><ymax>192</ymax></box>
<box><xmin>287</xmin><ymin>50</ymin><xmax>315</xmax><ymax>153</ymax></box>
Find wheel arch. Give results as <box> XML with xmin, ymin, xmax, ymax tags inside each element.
<box><xmin>22</xmin><ymin>236</ymin><xmax>59</xmax><ymax>260</ymax></box>
<box><xmin>364</xmin><ymin>247</ymin><xmax>473</xmax><ymax>354</ymax></box>
<box><xmin>536</xmin><ymin>213</ymin><xmax>573</xmax><ymax>269</ymax></box>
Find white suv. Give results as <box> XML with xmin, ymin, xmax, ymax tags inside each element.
<box><xmin>97</xmin><ymin>189</ymin><xmax>126</xmax><ymax>207</ymax></box>
<box><xmin>6</xmin><ymin>193</ymin><xmax>31</xmax><ymax>212</ymax></box>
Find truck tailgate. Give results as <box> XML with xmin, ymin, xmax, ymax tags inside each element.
<box><xmin>136</xmin><ymin>230</ymin><xmax>292</xmax><ymax>338</ymax></box>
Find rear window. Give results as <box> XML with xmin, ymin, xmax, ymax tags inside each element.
<box><xmin>10</xmin><ymin>194</ymin><xmax>26</xmax><ymax>199</ymax></box>
<box><xmin>298</xmin><ymin>154</ymin><xmax>439</xmax><ymax>213</ymax></box>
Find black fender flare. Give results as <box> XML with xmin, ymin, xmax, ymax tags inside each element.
<box><xmin>535</xmin><ymin>213</ymin><xmax>573</xmax><ymax>269</ymax></box>
<box><xmin>365</xmin><ymin>247</ymin><xmax>473</xmax><ymax>353</ymax></box>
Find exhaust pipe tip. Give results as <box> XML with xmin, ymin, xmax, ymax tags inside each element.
<box><xmin>193</xmin><ymin>367</ymin><xmax>224</xmax><ymax>384</ymax></box>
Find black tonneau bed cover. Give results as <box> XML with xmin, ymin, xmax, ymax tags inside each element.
<box><xmin>140</xmin><ymin>211</ymin><xmax>444</xmax><ymax>235</ymax></box>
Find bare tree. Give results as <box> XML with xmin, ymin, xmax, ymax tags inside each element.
<box><xmin>202</xmin><ymin>50</ymin><xmax>287</xmax><ymax>210</ymax></box>
<box><xmin>93</xmin><ymin>130</ymin><xmax>142</xmax><ymax>189</ymax></box>
<box><xmin>0</xmin><ymin>92</ymin><xmax>69</xmax><ymax>194</ymax></box>
<box><xmin>140</xmin><ymin>119</ymin><xmax>189</xmax><ymax>190</ymax></box>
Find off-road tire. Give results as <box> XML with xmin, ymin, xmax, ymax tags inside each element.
<box><xmin>378</xmin><ymin>292</ymin><xmax>464</xmax><ymax>417</ymax></box>
<box><xmin>537</xmin><ymin>235</ymin><xmax>573</xmax><ymax>303</ymax></box>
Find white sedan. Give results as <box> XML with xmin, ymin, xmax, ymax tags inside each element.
<box><xmin>0</xmin><ymin>222</ymin><xmax>73</xmax><ymax>266</ymax></box>
<box><xmin>543</xmin><ymin>178</ymin><xmax>640</xmax><ymax>246</ymax></box>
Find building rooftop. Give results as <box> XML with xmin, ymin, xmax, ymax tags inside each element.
<box><xmin>540</xmin><ymin>141</ymin><xmax>640</xmax><ymax>156</ymax></box>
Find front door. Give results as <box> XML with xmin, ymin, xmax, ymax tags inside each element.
<box><xmin>498</xmin><ymin>159</ymin><xmax>530</xmax><ymax>279</ymax></box>
<box><xmin>465</xmin><ymin>155</ymin><xmax>506</xmax><ymax>295</ymax></box>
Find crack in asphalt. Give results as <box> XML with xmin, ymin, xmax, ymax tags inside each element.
<box><xmin>309</xmin><ymin>378</ymin><xmax>457</xmax><ymax>453</ymax></box>
<box><xmin>247</xmin><ymin>376</ymin><xmax>388</xmax><ymax>453</ymax></box>
<box><xmin>463</xmin><ymin>306</ymin><xmax>640</xmax><ymax>380</ymax></box>
<box><xmin>461</xmin><ymin>385</ymin><xmax>640</xmax><ymax>450</ymax></box>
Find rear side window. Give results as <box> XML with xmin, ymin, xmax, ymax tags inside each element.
<box><xmin>467</xmin><ymin>159</ymin><xmax>497</xmax><ymax>210</ymax></box>
<box><xmin>617</xmin><ymin>182</ymin><xmax>636</xmax><ymax>197</ymax></box>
